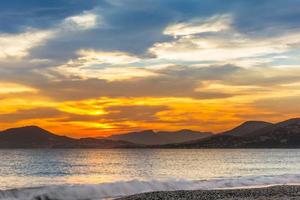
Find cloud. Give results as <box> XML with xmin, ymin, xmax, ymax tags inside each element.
<box><xmin>0</xmin><ymin>10</ymin><xmax>102</xmax><ymax>62</ymax></box>
<box><xmin>53</xmin><ymin>49</ymin><xmax>154</xmax><ymax>80</ymax></box>
<box><xmin>0</xmin><ymin>82</ymin><xmax>37</xmax><ymax>94</ymax></box>
<box><xmin>4</xmin><ymin>63</ymin><xmax>300</xmax><ymax>102</ymax></box>
<box><xmin>103</xmin><ymin>105</ymin><xmax>169</xmax><ymax>122</ymax></box>
<box><xmin>0</xmin><ymin>108</ymin><xmax>63</xmax><ymax>123</ymax></box>
<box><xmin>57</xmin><ymin>65</ymin><xmax>158</xmax><ymax>81</ymax></box>
<box><xmin>37</xmin><ymin>65</ymin><xmax>240</xmax><ymax>101</ymax></box>
<box><xmin>6</xmin><ymin>0</ymin><xmax>298</xmax><ymax>68</ymax></box>
<box><xmin>150</xmin><ymin>14</ymin><xmax>300</xmax><ymax>63</ymax></box>
<box><xmin>62</xmin><ymin>12</ymin><xmax>100</xmax><ymax>31</ymax></box>
<box><xmin>2</xmin><ymin>0</ymin><xmax>300</xmax><ymax>60</ymax></box>
<box><xmin>0</xmin><ymin>30</ymin><xmax>54</xmax><ymax>60</ymax></box>
<box><xmin>254</xmin><ymin>95</ymin><xmax>300</xmax><ymax>114</ymax></box>
<box><xmin>76</xmin><ymin>49</ymin><xmax>140</xmax><ymax>65</ymax></box>
<box><xmin>164</xmin><ymin>14</ymin><xmax>231</xmax><ymax>37</ymax></box>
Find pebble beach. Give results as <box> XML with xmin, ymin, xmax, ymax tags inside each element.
<box><xmin>118</xmin><ymin>185</ymin><xmax>300</xmax><ymax>200</ymax></box>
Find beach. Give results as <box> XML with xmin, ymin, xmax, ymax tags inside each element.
<box><xmin>118</xmin><ymin>185</ymin><xmax>300</xmax><ymax>200</ymax></box>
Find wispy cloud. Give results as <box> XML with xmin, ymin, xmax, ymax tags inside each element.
<box><xmin>164</xmin><ymin>14</ymin><xmax>232</xmax><ymax>37</ymax></box>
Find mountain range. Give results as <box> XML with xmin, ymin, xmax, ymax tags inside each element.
<box><xmin>107</xmin><ymin>129</ymin><xmax>212</xmax><ymax>145</ymax></box>
<box><xmin>164</xmin><ymin>118</ymin><xmax>300</xmax><ymax>148</ymax></box>
<box><xmin>1</xmin><ymin>118</ymin><xmax>300</xmax><ymax>148</ymax></box>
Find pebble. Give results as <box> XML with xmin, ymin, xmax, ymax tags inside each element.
<box><xmin>117</xmin><ymin>185</ymin><xmax>300</xmax><ymax>200</ymax></box>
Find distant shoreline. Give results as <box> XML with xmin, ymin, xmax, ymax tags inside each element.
<box><xmin>118</xmin><ymin>185</ymin><xmax>300</xmax><ymax>200</ymax></box>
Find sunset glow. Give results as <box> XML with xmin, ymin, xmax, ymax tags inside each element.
<box><xmin>1</xmin><ymin>0</ymin><xmax>300</xmax><ymax>137</ymax></box>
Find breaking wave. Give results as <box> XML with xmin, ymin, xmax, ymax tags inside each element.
<box><xmin>1</xmin><ymin>174</ymin><xmax>300</xmax><ymax>200</ymax></box>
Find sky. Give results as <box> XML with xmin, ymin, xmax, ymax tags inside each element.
<box><xmin>1</xmin><ymin>0</ymin><xmax>300</xmax><ymax>137</ymax></box>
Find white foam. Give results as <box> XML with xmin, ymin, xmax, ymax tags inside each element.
<box><xmin>1</xmin><ymin>174</ymin><xmax>300</xmax><ymax>200</ymax></box>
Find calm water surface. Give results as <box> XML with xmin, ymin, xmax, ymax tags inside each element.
<box><xmin>1</xmin><ymin>149</ymin><xmax>300</xmax><ymax>190</ymax></box>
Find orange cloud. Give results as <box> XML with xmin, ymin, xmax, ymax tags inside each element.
<box><xmin>0</xmin><ymin>94</ymin><xmax>288</xmax><ymax>137</ymax></box>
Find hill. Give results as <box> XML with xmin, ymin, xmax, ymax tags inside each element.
<box><xmin>221</xmin><ymin>121</ymin><xmax>273</xmax><ymax>137</ymax></box>
<box><xmin>107</xmin><ymin>129</ymin><xmax>212</xmax><ymax>145</ymax></box>
<box><xmin>163</xmin><ymin>119</ymin><xmax>300</xmax><ymax>148</ymax></box>
<box><xmin>0</xmin><ymin>126</ymin><xmax>138</xmax><ymax>148</ymax></box>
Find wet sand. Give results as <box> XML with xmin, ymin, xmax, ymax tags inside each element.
<box><xmin>118</xmin><ymin>185</ymin><xmax>300</xmax><ymax>200</ymax></box>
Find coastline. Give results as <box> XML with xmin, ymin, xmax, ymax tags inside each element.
<box><xmin>118</xmin><ymin>185</ymin><xmax>300</xmax><ymax>200</ymax></box>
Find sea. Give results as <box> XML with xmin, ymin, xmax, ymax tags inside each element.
<box><xmin>1</xmin><ymin>149</ymin><xmax>300</xmax><ymax>199</ymax></box>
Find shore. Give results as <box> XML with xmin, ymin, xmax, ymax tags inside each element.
<box><xmin>117</xmin><ymin>185</ymin><xmax>300</xmax><ymax>200</ymax></box>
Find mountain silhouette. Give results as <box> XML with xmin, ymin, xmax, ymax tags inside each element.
<box><xmin>221</xmin><ymin>121</ymin><xmax>273</xmax><ymax>137</ymax></box>
<box><xmin>0</xmin><ymin>126</ymin><xmax>137</xmax><ymax>148</ymax></box>
<box><xmin>2</xmin><ymin>118</ymin><xmax>300</xmax><ymax>148</ymax></box>
<box><xmin>107</xmin><ymin>129</ymin><xmax>212</xmax><ymax>145</ymax></box>
<box><xmin>163</xmin><ymin>118</ymin><xmax>300</xmax><ymax>148</ymax></box>
<box><xmin>240</xmin><ymin>118</ymin><xmax>300</xmax><ymax>147</ymax></box>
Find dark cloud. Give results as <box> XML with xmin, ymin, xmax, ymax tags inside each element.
<box><xmin>2</xmin><ymin>64</ymin><xmax>300</xmax><ymax>101</ymax></box>
<box><xmin>34</xmin><ymin>77</ymin><xmax>232</xmax><ymax>101</ymax></box>
<box><xmin>38</xmin><ymin>65</ymin><xmax>300</xmax><ymax>101</ymax></box>
<box><xmin>31</xmin><ymin>65</ymin><xmax>240</xmax><ymax>101</ymax></box>
<box><xmin>0</xmin><ymin>108</ymin><xmax>63</xmax><ymax>123</ymax></box>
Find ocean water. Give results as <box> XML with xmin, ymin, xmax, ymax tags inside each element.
<box><xmin>1</xmin><ymin>149</ymin><xmax>300</xmax><ymax>199</ymax></box>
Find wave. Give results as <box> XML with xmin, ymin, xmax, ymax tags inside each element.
<box><xmin>1</xmin><ymin>174</ymin><xmax>300</xmax><ymax>200</ymax></box>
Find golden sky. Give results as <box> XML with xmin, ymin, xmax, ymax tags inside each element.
<box><xmin>1</xmin><ymin>1</ymin><xmax>300</xmax><ymax>137</ymax></box>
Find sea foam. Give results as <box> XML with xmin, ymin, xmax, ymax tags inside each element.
<box><xmin>1</xmin><ymin>174</ymin><xmax>300</xmax><ymax>200</ymax></box>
